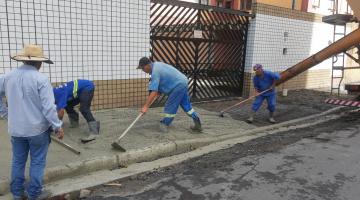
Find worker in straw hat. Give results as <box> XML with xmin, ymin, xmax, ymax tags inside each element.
<box><xmin>247</xmin><ymin>64</ymin><xmax>281</xmax><ymax>124</ymax></box>
<box><xmin>0</xmin><ymin>44</ymin><xmax>64</xmax><ymax>200</ymax></box>
<box><xmin>137</xmin><ymin>57</ymin><xmax>202</xmax><ymax>133</ymax></box>
<box><xmin>53</xmin><ymin>79</ymin><xmax>100</xmax><ymax>143</ymax></box>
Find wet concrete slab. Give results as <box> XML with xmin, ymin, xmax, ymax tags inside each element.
<box><xmin>0</xmin><ymin>106</ymin><xmax>255</xmax><ymax>182</ymax></box>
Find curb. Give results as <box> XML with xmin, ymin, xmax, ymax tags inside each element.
<box><xmin>0</xmin><ymin>106</ymin><xmax>344</xmax><ymax>195</ymax></box>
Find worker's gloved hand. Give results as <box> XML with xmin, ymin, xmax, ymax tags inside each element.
<box><xmin>55</xmin><ymin>128</ymin><xmax>64</xmax><ymax>140</ymax></box>
<box><xmin>141</xmin><ymin>106</ymin><xmax>149</xmax><ymax>114</ymax></box>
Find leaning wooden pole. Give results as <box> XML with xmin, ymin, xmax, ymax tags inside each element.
<box><xmin>276</xmin><ymin>28</ymin><xmax>360</xmax><ymax>86</ymax></box>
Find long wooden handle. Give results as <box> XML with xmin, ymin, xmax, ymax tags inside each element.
<box><xmin>116</xmin><ymin>113</ymin><xmax>143</xmax><ymax>142</ymax></box>
<box><xmin>51</xmin><ymin>135</ymin><xmax>81</xmax><ymax>155</ymax></box>
<box><xmin>115</xmin><ymin>97</ymin><xmax>158</xmax><ymax>142</ymax></box>
<box><xmin>220</xmin><ymin>88</ymin><xmax>272</xmax><ymax>114</ymax></box>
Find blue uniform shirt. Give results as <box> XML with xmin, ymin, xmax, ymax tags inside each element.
<box><xmin>53</xmin><ymin>79</ymin><xmax>95</xmax><ymax>110</ymax></box>
<box><xmin>253</xmin><ymin>70</ymin><xmax>280</xmax><ymax>96</ymax></box>
<box><xmin>148</xmin><ymin>62</ymin><xmax>188</xmax><ymax>94</ymax></box>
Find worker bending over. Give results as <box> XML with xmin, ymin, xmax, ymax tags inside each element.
<box><xmin>137</xmin><ymin>57</ymin><xmax>202</xmax><ymax>133</ymax></box>
<box><xmin>53</xmin><ymin>79</ymin><xmax>100</xmax><ymax>143</ymax></box>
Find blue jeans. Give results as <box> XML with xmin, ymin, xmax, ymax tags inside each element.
<box><xmin>10</xmin><ymin>129</ymin><xmax>51</xmax><ymax>199</ymax></box>
<box><xmin>161</xmin><ymin>85</ymin><xmax>200</xmax><ymax>126</ymax></box>
<box><xmin>252</xmin><ymin>94</ymin><xmax>276</xmax><ymax>113</ymax></box>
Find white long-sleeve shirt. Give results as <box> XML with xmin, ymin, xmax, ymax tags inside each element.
<box><xmin>0</xmin><ymin>64</ymin><xmax>62</xmax><ymax>137</ymax></box>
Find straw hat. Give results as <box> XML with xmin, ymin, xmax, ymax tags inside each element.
<box><xmin>11</xmin><ymin>44</ymin><xmax>53</xmax><ymax>64</ymax></box>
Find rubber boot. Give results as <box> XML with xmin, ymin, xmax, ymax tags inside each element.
<box><xmin>69</xmin><ymin>117</ymin><xmax>79</xmax><ymax>128</ymax></box>
<box><xmin>14</xmin><ymin>194</ymin><xmax>27</xmax><ymax>200</ymax></box>
<box><xmin>34</xmin><ymin>190</ymin><xmax>52</xmax><ymax>200</ymax></box>
<box><xmin>246</xmin><ymin>111</ymin><xmax>256</xmax><ymax>123</ymax></box>
<box><xmin>269</xmin><ymin>112</ymin><xmax>276</xmax><ymax>123</ymax></box>
<box><xmin>159</xmin><ymin>122</ymin><xmax>169</xmax><ymax>133</ymax></box>
<box><xmin>190</xmin><ymin>117</ymin><xmax>202</xmax><ymax>133</ymax></box>
<box><xmin>81</xmin><ymin>121</ymin><xmax>100</xmax><ymax>143</ymax></box>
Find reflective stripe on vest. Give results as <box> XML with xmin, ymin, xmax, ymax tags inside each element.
<box><xmin>73</xmin><ymin>80</ymin><xmax>79</xmax><ymax>98</ymax></box>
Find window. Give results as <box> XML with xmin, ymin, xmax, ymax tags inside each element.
<box><xmin>241</xmin><ymin>0</ymin><xmax>252</xmax><ymax>11</ymax></box>
<box><xmin>246</xmin><ymin>0</ymin><xmax>252</xmax><ymax>10</ymax></box>
<box><xmin>240</xmin><ymin>0</ymin><xmax>245</xmax><ymax>10</ymax></box>
<box><xmin>199</xmin><ymin>0</ymin><xmax>208</xmax><ymax>5</ymax></box>
<box><xmin>312</xmin><ymin>0</ymin><xmax>320</xmax><ymax>8</ymax></box>
<box><xmin>292</xmin><ymin>0</ymin><xmax>296</xmax><ymax>10</ymax></box>
<box><xmin>328</xmin><ymin>0</ymin><xmax>335</xmax><ymax>12</ymax></box>
<box><xmin>283</xmin><ymin>48</ymin><xmax>288</xmax><ymax>55</ymax></box>
<box><xmin>225</xmin><ymin>1</ymin><xmax>232</xmax><ymax>9</ymax></box>
<box><xmin>284</xmin><ymin>31</ymin><xmax>289</xmax><ymax>41</ymax></box>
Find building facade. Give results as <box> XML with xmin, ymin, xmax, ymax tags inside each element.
<box><xmin>1</xmin><ymin>0</ymin><xmax>358</xmax><ymax>110</ymax></box>
<box><xmin>205</xmin><ymin>0</ymin><xmax>357</xmax><ymax>96</ymax></box>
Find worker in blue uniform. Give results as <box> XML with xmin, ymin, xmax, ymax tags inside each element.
<box><xmin>137</xmin><ymin>57</ymin><xmax>202</xmax><ymax>133</ymax></box>
<box><xmin>53</xmin><ymin>79</ymin><xmax>100</xmax><ymax>142</ymax></box>
<box><xmin>247</xmin><ymin>64</ymin><xmax>281</xmax><ymax>123</ymax></box>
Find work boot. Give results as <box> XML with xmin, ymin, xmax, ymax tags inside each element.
<box><xmin>269</xmin><ymin>117</ymin><xmax>277</xmax><ymax>123</ymax></box>
<box><xmin>190</xmin><ymin>118</ymin><xmax>202</xmax><ymax>133</ymax></box>
<box><xmin>269</xmin><ymin>112</ymin><xmax>276</xmax><ymax>123</ymax></box>
<box><xmin>37</xmin><ymin>190</ymin><xmax>52</xmax><ymax>200</ymax></box>
<box><xmin>81</xmin><ymin>121</ymin><xmax>100</xmax><ymax>143</ymax></box>
<box><xmin>246</xmin><ymin>111</ymin><xmax>256</xmax><ymax>123</ymax></box>
<box><xmin>28</xmin><ymin>189</ymin><xmax>52</xmax><ymax>200</ymax></box>
<box><xmin>13</xmin><ymin>194</ymin><xmax>26</xmax><ymax>200</ymax></box>
<box><xmin>246</xmin><ymin>116</ymin><xmax>254</xmax><ymax>123</ymax></box>
<box><xmin>69</xmin><ymin>117</ymin><xmax>79</xmax><ymax>128</ymax></box>
<box><xmin>159</xmin><ymin>122</ymin><xmax>169</xmax><ymax>133</ymax></box>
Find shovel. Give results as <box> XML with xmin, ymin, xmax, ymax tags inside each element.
<box><xmin>219</xmin><ymin>88</ymin><xmax>272</xmax><ymax>117</ymax></box>
<box><xmin>111</xmin><ymin>112</ymin><xmax>144</xmax><ymax>151</ymax></box>
<box><xmin>111</xmin><ymin>97</ymin><xmax>158</xmax><ymax>151</ymax></box>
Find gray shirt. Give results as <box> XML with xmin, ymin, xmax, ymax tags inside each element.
<box><xmin>0</xmin><ymin>64</ymin><xmax>62</xmax><ymax>137</ymax></box>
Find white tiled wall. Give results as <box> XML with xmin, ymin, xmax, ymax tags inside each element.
<box><xmin>245</xmin><ymin>13</ymin><xmax>334</xmax><ymax>73</ymax></box>
<box><xmin>0</xmin><ymin>0</ymin><xmax>150</xmax><ymax>82</ymax></box>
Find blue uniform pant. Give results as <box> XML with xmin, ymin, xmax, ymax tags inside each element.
<box><xmin>10</xmin><ymin>129</ymin><xmax>51</xmax><ymax>200</ymax></box>
<box><xmin>252</xmin><ymin>94</ymin><xmax>276</xmax><ymax>113</ymax></box>
<box><xmin>65</xmin><ymin>89</ymin><xmax>96</xmax><ymax>123</ymax></box>
<box><xmin>161</xmin><ymin>85</ymin><xmax>200</xmax><ymax>126</ymax></box>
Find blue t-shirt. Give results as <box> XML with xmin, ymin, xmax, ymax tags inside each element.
<box><xmin>53</xmin><ymin>79</ymin><xmax>95</xmax><ymax>110</ymax></box>
<box><xmin>148</xmin><ymin>62</ymin><xmax>188</xmax><ymax>94</ymax></box>
<box><xmin>253</xmin><ymin>70</ymin><xmax>280</xmax><ymax>96</ymax></box>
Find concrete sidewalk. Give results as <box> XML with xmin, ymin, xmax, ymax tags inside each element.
<box><xmin>0</xmin><ymin>106</ymin><xmax>256</xmax><ymax>192</ymax></box>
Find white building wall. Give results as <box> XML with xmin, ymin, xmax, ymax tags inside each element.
<box><xmin>245</xmin><ymin>13</ymin><xmax>334</xmax><ymax>73</ymax></box>
<box><xmin>0</xmin><ymin>0</ymin><xmax>150</xmax><ymax>83</ymax></box>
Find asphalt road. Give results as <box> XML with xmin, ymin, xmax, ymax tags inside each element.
<box><xmin>87</xmin><ymin>111</ymin><xmax>360</xmax><ymax>200</ymax></box>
